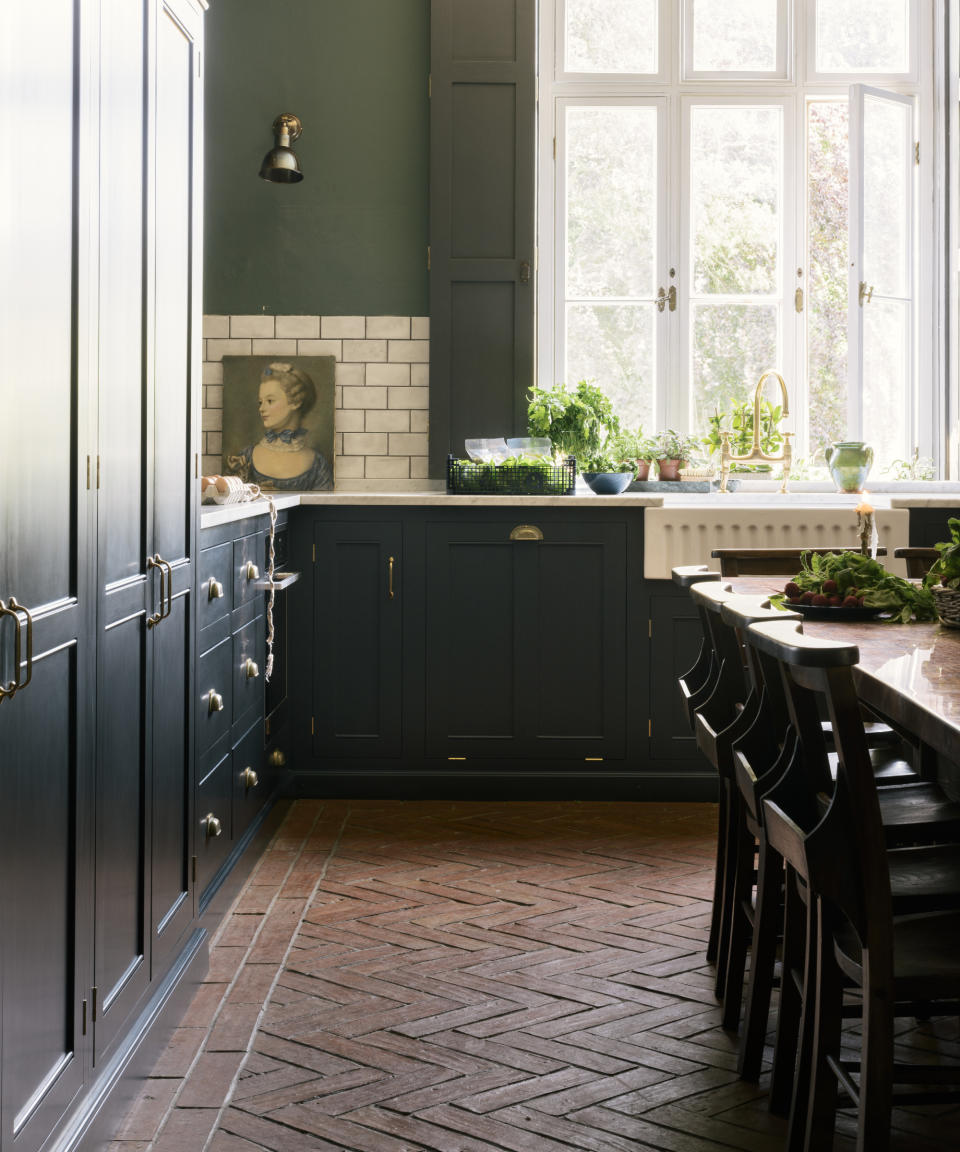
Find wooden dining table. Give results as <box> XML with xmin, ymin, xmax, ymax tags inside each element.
<box><xmin>728</xmin><ymin>576</ymin><xmax>960</xmax><ymax>767</ymax></box>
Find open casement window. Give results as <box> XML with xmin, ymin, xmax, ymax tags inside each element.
<box><xmin>847</xmin><ymin>84</ymin><xmax>917</xmax><ymax>469</ymax></box>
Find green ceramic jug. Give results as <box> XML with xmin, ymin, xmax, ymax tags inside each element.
<box><xmin>825</xmin><ymin>441</ymin><xmax>874</xmax><ymax>493</ymax></box>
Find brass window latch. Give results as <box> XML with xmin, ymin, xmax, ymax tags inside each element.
<box><xmin>858</xmin><ymin>281</ymin><xmax>874</xmax><ymax>306</ymax></box>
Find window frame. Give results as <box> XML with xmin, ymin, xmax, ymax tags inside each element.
<box><xmin>537</xmin><ymin>0</ymin><xmax>945</xmax><ymax>472</ymax></box>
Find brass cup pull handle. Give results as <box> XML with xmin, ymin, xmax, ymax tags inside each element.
<box><xmin>245</xmin><ymin>561</ymin><xmax>260</xmax><ymax>581</ymax></box>
<box><xmin>203</xmin><ymin>813</ymin><xmax>222</xmax><ymax>839</ymax></box>
<box><xmin>509</xmin><ymin>525</ymin><xmax>543</xmax><ymax>542</ymax></box>
<box><xmin>208</xmin><ymin>577</ymin><xmax>224</xmax><ymax>601</ymax></box>
<box><xmin>146</xmin><ymin>554</ymin><xmax>164</xmax><ymax>628</ymax></box>
<box><xmin>244</xmin><ymin>658</ymin><xmax>259</xmax><ymax>680</ymax></box>
<box><xmin>388</xmin><ymin>555</ymin><xmax>395</xmax><ymax>599</ymax></box>
<box><xmin>240</xmin><ymin>766</ymin><xmax>259</xmax><ymax>790</ymax></box>
<box><xmin>208</xmin><ymin>690</ymin><xmax>224</xmax><ymax>714</ymax></box>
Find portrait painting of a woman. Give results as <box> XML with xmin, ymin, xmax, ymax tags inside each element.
<box><xmin>222</xmin><ymin>356</ymin><xmax>335</xmax><ymax>492</ymax></box>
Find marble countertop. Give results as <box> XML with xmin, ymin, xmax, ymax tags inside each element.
<box><xmin>200</xmin><ymin>493</ymin><xmax>299</xmax><ymax>529</ymax></box>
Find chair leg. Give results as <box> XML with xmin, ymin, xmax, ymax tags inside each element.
<box><xmin>738</xmin><ymin>839</ymin><xmax>783</xmax><ymax>1081</ymax></box>
<box><xmin>783</xmin><ymin>882</ymin><xmax>818</xmax><ymax>1149</ymax></box>
<box><xmin>707</xmin><ymin>780</ymin><xmax>730</xmax><ymax>966</ymax></box>
<box><xmin>857</xmin><ymin>977</ymin><xmax>894</xmax><ymax>1152</ymax></box>
<box><xmin>770</xmin><ymin>868</ymin><xmax>805</xmax><ymax>1117</ymax></box>
<box><xmin>721</xmin><ymin>816</ymin><xmax>756</xmax><ymax>1028</ymax></box>
<box><xmin>803</xmin><ymin>900</ymin><xmax>843</xmax><ymax>1152</ymax></box>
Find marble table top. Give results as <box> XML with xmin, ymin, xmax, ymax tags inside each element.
<box><xmin>728</xmin><ymin>576</ymin><xmax>960</xmax><ymax>762</ymax></box>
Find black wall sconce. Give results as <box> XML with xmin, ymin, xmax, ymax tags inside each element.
<box><xmin>259</xmin><ymin>114</ymin><xmax>303</xmax><ymax>183</ymax></box>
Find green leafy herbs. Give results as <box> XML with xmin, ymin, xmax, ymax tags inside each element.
<box><xmin>702</xmin><ymin>399</ymin><xmax>784</xmax><ymax>472</ymax></box>
<box><xmin>924</xmin><ymin>518</ymin><xmax>960</xmax><ymax>590</ymax></box>
<box><xmin>527</xmin><ymin>381</ymin><xmax>621</xmax><ymax>466</ymax></box>
<box><xmin>769</xmin><ymin>550</ymin><xmax>936</xmax><ymax>624</ymax></box>
<box><xmin>449</xmin><ymin>456</ymin><xmax>573</xmax><ymax>495</ymax></box>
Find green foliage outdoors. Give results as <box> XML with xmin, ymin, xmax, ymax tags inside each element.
<box><xmin>702</xmin><ymin>399</ymin><xmax>784</xmax><ymax>471</ymax></box>
<box><xmin>769</xmin><ymin>551</ymin><xmax>936</xmax><ymax>624</ymax></box>
<box><xmin>925</xmin><ymin>519</ymin><xmax>960</xmax><ymax>591</ymax></box>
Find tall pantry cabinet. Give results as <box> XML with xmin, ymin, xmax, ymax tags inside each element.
<box><xmin>0</xmin><ymin>0</ymin><xmax>205</xmax><ymax>1148</ymax></box>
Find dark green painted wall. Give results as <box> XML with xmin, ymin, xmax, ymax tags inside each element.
<box><xmin>204</xmin><ymin>0</ymin><xmax>429</xmax><ymax>316</ymax></box>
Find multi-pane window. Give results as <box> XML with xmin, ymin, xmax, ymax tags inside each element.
<box><xmin>541</xmin><ymin>0</ymin><xmax>934</xmax><ymax>473</ymax></box>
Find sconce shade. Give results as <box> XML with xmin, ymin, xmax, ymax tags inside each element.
<box><xmin>259</xmin><ymin>113</ymin><xmax>303</xmax><ymax>183</ymax></box>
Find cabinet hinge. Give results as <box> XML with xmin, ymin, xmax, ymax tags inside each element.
<box><xmin>915</xmin><ymin>140</ymin><xmax>920</xmax><ymax>164</ymax></box>
<box><xmin>91</xmin><ymin>986</ymin><xmax>98</xmax><ymax>1022</ymax></box>
<box><xmin>86</xmin><ymin>455</ymin><xmax>91</xmax><ymax>491</ymax></box>
<box><xmin>553</xmin><ymin>136</ymin><xmax>556</xmax><ymax>160</ymax></box>
<box><xmin>96</xmin><ymin>456</ymin><xmax>101</xmax><ymax>489</ymax></box>
<box><xmin>311</xmin><ymin>716</ymin><xmax>315</xmax><ymax>736</ymax></box>
<box><xmin>535</xmin><ymin>76</ymin><xmax>539</xmax><ymax>103</ymax></box>
<box><xmin>648</xmin><ymin>719</ymin><xmax>652</xmax><ymax>737</ymax></box>
<box><xmin>191</xmin><ymin>855</ymin><xmax>197</xmax><ymax>883</ymax></box>
<box><xmin>312</xmin><ymin>543</ymin><xmax>316</xmax><ymax>563</ymax></box>
<box><xmin>265</xmin><ymin>715</ymin><xmax>271</xmax><ymax>738</ymax></box>
<box><xmin>195</xmin><ymin>452</ymin><xmax>199</xmax><ymax>478</ymax></box>
<box><xmin>648</xmin><ymin>618</ymin><xmax>652</xmax><ymax>638</ymax></box>
<box><xmin>82</xmin><ymin>999</ymin><xmax>87</xmax><ymax>1036</ymax></box>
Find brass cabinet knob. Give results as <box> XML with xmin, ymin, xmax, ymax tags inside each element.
<box><xmin>245</xmin><ymin>561</ymin><xmax>260</xmax><ymax>581</ymax></box>
<box><xmin>208</xmin><ymin>690</ymin><xmax>224</xmax><ymax>714</ymax></box>
<box><xmin>203</xmin><ymin>812</ymin><xmax>222</xmax><ymax>839</ymax></box>
<box><xmin>240</xmin><ymin>766</ymin><xmax>259</xmax><ymax>790</ymax></box>
<box><xmin>244</xmin><ymin>658</ymin><xmax>259</xmax><ymax>680</ymax></box>
<box><xmin>268</xmin><ymin>748</ymin><xmax>286</xmax><ymax>768</ymax></box>
<box><xmin>208</xmin><ymin>577</ymin><xmax>224</xmax><ymax>600</ymax></box>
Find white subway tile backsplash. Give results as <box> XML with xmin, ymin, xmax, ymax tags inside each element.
<box><xmin>321</xmin><ymin>316</ymin><xmax>365</xmax><ymax>339</ymax></box>
<box><xmin>366</xmin><ymin>409</ymin><xmax>410</xmax><ymax>433</ymax></box>
<box><xmin>276</xmin><ymin>315</ymin><xmax>320</xmax><ymax>338</ymax></box>
<box><xmin>206</xmin><ymin>338</ymin><xmax>252</xmax><ymax>361</ymax></box>
<box><xmin>341</xmin><ymin>385</ymin><xmax>387</xmax><ymax>410</ymax></box>
<box><xmin>203</xmin><ymin>315</ymin><xmax>229</xmax><ymax>339</ymax></box>
<box><xmin>388</xmin><ymin>340</ymin><xmax>429</xmax><ymax>363</ymax></box>
<box><xmin>342</xmin><ymin>339</ymin><xmax>387</xmax><ymax>363</ymax></box>
<box><xmin>366</xmin><ymin>363</ymin><xmax>410</xmax><ymax>388</ymax></box>
<box><xmin>230</xmin><ymin>314</ymin><xmax>275</xmax><ymax>338</ymax></box>
<box><xmin>365</xmin><ymin>456</ymin><xmax>411</xmax><ymax>479</ymax></box>
<box><xmin>251</xmin><ymin>338</ymin><xmax>298</xmax><ymax>356</ymax></box>
<box><xmin>343</xmin><ymin>432</ymin><xmax>388</xmax><ymax>456</ymax></box>
<box><xmin>366</xmin><ymin>316</ymin><xmax>410</xmax><ymax>339</ymax></box>
<box><xmin>202</xmin><ymin>316</ymin><xmax>431</xmax><ymax>490</ymax></box>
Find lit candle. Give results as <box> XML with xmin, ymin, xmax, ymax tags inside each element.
<box><xmin>855</xmin><ymin>495</ymin><xmax>877</xmax><ymax>558</ymax></box>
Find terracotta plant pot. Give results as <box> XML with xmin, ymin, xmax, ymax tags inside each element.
<box><xmin>657</xmin><ymin>458</ymin><xmax>681</xmax><ymax>481</ymax></box>
<box><xmin>635</xmin><ymin>460</ymin><xmax>651</xmax><ymax>481</ymax></box>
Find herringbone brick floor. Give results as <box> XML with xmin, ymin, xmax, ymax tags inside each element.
<box><xmin>113</xmin><ymin>800</ymin><xmax>960</xmax><ymax>1151</ymax></box>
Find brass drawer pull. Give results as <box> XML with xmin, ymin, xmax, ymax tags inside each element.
<box><xmin>388</xmin><ymin>555</ymin><xmax>395</xmax><ymax>599</ymax></box>
<box><xmin>244</xmin><ymin>658</ymin><xmax>259</xmax><ymax>680</ymax></box>
<box><xmin>240</xmin><ymin>766</ymin><xmax>259</xmax><ymax>790</ymax></box>
<box><xmin>203</xmin><ymin>812</ymin><xmax>222</xmax><ymax>839</ymax></box>
<box><xmin>244</xmin><ymin>561</ymin><xmax>260</xmax><ymax>581</ymax></box>
<box><xmin>509</xmin><ymin>525</ymin><xmax>543</xmax><ymax>542</ymax></box>
<box><xmin>208</xmin><ymin>577</ymin><xmax>224</xmax><ymax>601</ymax></box>
<box><xmin>208</xmin><ymin>690</ymin><xmax>224</xmax><ymax>714</ymax></box>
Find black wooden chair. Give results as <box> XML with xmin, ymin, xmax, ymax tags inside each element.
<box><xmin>746</xmin><ymin>619</ymin><xmax>960</xmax><ymax>1151</ymax></box>
<box><xmin>671</xmin><ymin>565</ymin><xmax>724</xmax><ymax>730</ymax></box>
<box><xmin>893</xmin><ymin>546</ymin><xmax>939</xmax><ymax>578</ymax></box>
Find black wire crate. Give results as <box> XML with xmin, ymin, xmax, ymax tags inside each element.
<box><xmin>446</xmin><ymin>454</ymin><xmax>576</xmax><ymax>496</ymax></box>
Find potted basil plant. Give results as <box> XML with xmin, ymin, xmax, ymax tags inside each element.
<box><xmin>653</xmin><ymin>430</ymin><xmax>701</xmax><ymax>481</ymax></box>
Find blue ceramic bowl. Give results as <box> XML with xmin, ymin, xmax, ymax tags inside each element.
<box><xmin>583</xmin><ymin>471</ymin><xmax>633</xmax><ymax>495</ymax></box>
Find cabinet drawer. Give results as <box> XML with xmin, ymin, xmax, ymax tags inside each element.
<box><xmin>232</xmin><ymin>612</ymin><xmax>265</xmax><ymax>727</ymax></box>
<box><xmin>233</xmin><ymin>721</ymin><xmax>268</xmax><ymax>841</ymax></box>
<box><xmin>198</xmin><ymin>541</ymin><xmax>233</xmax><ymax>631</ymax></box>
<box><xmin>233</xmin><ymin>533</ymin><xmax>263</xmax><ymax>608</ymax></box>
<box><xmin>197</xmin><ymin>752</ymin><xmax>232</xmax><ymax>896</ymax></box>
<box><xmin>197</xmin><ymin>635</ymin><xmax>233</xmax><ymax>753</ymax></box>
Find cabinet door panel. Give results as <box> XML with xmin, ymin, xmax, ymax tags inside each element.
<box><xmin>649</xmin><ymin>593</ymin><xmax>704</xmax><ymax>763</ymax></box>
<box><xmin>314</xmin><ymin>523</ymin><xmax>403</xmax><ymax>757</ymax></box>
<box><xmin>0</xmin><ymin>644</ymin><xmax>84</xmax><ymax>1152</ymax></box>
<box><xmin>524</xmin><ymin>525</ymin><xmax>626</xmax><ymax>757</ymax></box>
<box><xmin>425</xmin><ymin>524</ymin><xmax>520</xmax><ymax>756</ymax></box>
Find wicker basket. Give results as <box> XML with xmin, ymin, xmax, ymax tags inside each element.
<box><xmin>931</xmin><ymin>585</ymin><xmax>960</xmax><ymax>628</ymax></box>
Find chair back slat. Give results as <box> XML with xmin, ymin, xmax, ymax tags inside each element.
<box><xmin>893</xmin><ymin>546</ymin><xmax>938</xmax><ymax>579</ymax></box>
<box><xmin>711</xmin><ymin>546</ymin><xmax>886</xmax><ymax>577</ymax></box>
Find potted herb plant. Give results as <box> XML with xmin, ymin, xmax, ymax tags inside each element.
<box><xmin>615</xmin><ymin>426</ymin><xmax>658</xmax><ymax>481</ymax></box>
<box><xmin>580</xmin><ymin>435</ymin><xmax>637</xmax><ymax>494</ymax></box>
<box><xmin>527</xmin><ymin>380</ymin><xmax>621</xmax><ymax>469</ymax></box>
<box><xmin>924</xmin><ymin>517</ymin><xmax>960</xmax><ymax>627</ymax></box>
<box><xmin>653</xmin><ymin>430</ymin><xmax>700</xmax><ymax>481</ymax></box>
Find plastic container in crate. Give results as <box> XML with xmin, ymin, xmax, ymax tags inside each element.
<box><xmin>446</xmin><ymin>455</ymin><xmax>576</xmax><ymax>496</ymax></box>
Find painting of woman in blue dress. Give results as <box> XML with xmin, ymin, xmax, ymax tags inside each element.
<box><xmin>224</xmin><ymin>358</ymin><xmax>334</xmax><ymax>491</ymax></box>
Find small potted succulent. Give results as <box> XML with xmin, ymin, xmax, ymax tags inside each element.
<box><xmin>653</xmin><ymin>430</ymin><xmax>701</xmax><ymax>481</ymax></box>
<box><xmin>924</xmin><ymin>517</ymin><xmax>960</xmax><ymax>628</ymax></box>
